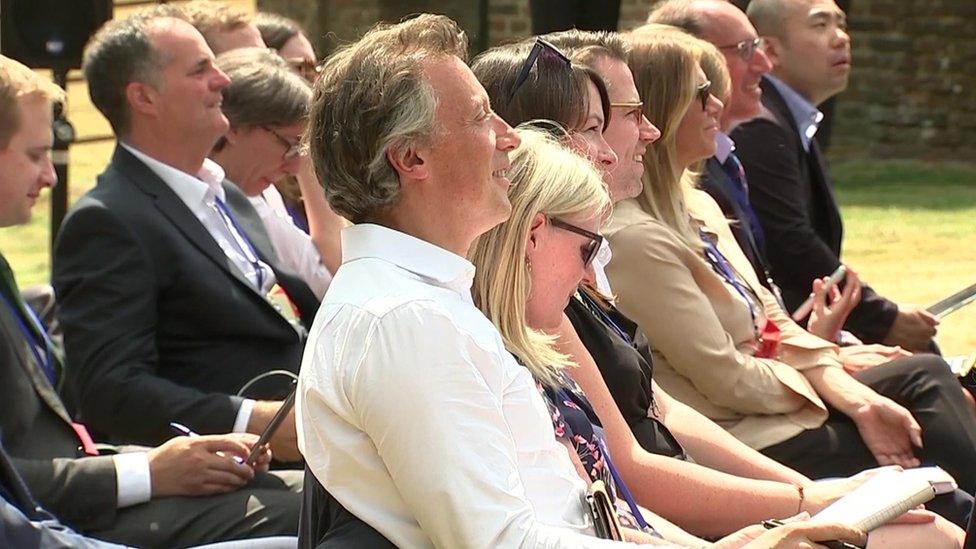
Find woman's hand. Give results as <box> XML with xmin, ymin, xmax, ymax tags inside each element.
<box><xmin>711</xmin><ymin>513</ymin><xmax>866</xmax><ymax>549</ymax></box>
<box><xmin>807</xmin><ymin>268</ymin><xmax>862</xmax><ymax>342</ymax></box>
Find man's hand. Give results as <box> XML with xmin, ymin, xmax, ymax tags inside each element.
<box><xmin>248</xmin><ymin>400</ymin><xmax>301</xmax><ymax>462</ymax></box>
<box><xmin>808</xmin><ymin>268</ymin><xmax>862</xmax><ymax>342</ymax></box>
<box><xmin>850</xmin><ymin>396</ymin><xmax>923</xmax><ymax>468</ymax></box>
<box><xmin>884</xmin><ymin>307</ymin><xmax>938</xmax><ymax>352</ymax></box>
<box><xmin>147</xmin><ymin>434</ymin><xmax>263</xmax><ymax>497</ymax></box>
<box><xmin>838</xmin><ymin>344</ymin><xmax>912</xmax><ymax>373</ymax></box>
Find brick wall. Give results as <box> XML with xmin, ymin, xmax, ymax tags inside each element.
<box><xmin>831</xmin><ymin>0</ymin><xmax>976</xmax><ymax>160</ymax></box>
<box><xmin>260</xmin><ymin>0</ymin><xmax>976</xmax><ymax>161</ymax></box>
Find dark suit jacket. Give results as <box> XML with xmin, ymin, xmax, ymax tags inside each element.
<box><xmin>698</xmin><ymin>156</ymin><xmax>770</xmax><ymax>288</ymax></box>
<box><xmin>0</xmin><ymin>262</ymin><xmax>120</xmax><ymax>530</ymax></box>
<box><xmin>53</xmin><ymin>145</ymin><xmax>319</xmax><ymax>446</ymax></box>
<box><xmin>730</xmin><ymin>78</ymin><xmax>898</xmax><ymax>343</ymax></box>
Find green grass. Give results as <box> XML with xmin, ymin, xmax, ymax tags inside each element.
<box><xmin>2</xmin><ymin>154</ymin><xmax>975</xmax><ymax>354</ymax></box>
<box><xmin>831</xmin><ymin>159</ymin><xmax>976</xmax><ymax>356</ymax></box>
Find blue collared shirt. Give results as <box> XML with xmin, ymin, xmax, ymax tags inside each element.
<box><xmin>765</xmin><ymin>75</ymin><xmax>824</xmax><ymax>153</ymax></box>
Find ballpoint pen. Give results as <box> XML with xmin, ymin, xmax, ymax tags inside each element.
<box><xmin>168</xmin><ymin>422</ymin><xmax>245</xmax><ymax>464</ymax></box>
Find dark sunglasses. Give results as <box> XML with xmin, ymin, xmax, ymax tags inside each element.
<box><xmin>508</xmin><ymin>38</ymin><xmax>572</xmax><ymax>104</ymax></box>
<box><xmin>694</xmin><ymin>80</ymin><xmax>712</xmax><ymax>111</ymax></box>
<box><xmin>718</xmin><ymin>36</ymin><xmax>765</xmax><ymax>62</ymax></box>
<box><xmin>549</xmin><ymin>217</ymin><xmax>604</xmax><ymax>268</ymax></box>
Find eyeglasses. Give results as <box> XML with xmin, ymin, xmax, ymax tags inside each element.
<box><xmin>609</xmin><ymin>100</ymin><xmax>643</xmax><ymax>110</ymax></box>
<box><xmin>718</xmin><ymin>36</ymin><xmax>765</xmax><ymax>62</ymax></box>
<box><xmin>694</xmin><ymin>80</ymin><xmax>712</xmax><ymax>111</ymax></box>
<box><xmin>509</xmin><ymin>38</ymin><xmax>571</xmax><ymax>104</ymax></box>
<box><xmin>286</xmin><ymin>57</ymin><xmax>323</xmax><ymax>82</ymax></box>
<box><xmin>549</xmin><ymin>217</ymin><xmax>604</xmax><ymax>268</ymax></box>
<box><xmin>261</xmin><ymin>126</ymin><xmax>303</xmax><ymax>161</ymax></box>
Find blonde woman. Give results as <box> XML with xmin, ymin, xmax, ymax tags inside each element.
<box><xmin>471</xmin><ymin>126</ymin><xmax>871</xmax><ymax>548</ymax></box>
<box><xmin>605</xmin><ymin>27</ymin><xmax>967</xmax><ymax>544</ymax></box>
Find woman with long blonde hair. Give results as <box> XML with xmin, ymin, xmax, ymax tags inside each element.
<box><xmin>471</xmin><ymin>126</ymin><xmax>872</xmax><ymax>548</ymax></box>
<box><xmin>605</xmin><ymin>26</ymin><xmax>967</xmax><ymax>545</ymax></box>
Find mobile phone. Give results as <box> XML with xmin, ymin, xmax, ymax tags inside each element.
<box><xmin>245</xmin><ymin>380</ymin><xmax>297</xmax><ymax>465</ymax></box>
<box><xmin>792</xmin><ymin>265</ymin><xmax>847</xmax><ymax>322</ymax></box>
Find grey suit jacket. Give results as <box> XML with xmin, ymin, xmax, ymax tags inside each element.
<box><xmin>0</xmin><ymin>438</ymin><xmax>125</xmax><ymax>549</ymax></box>
<box><xmin>0</xmin><ymin>263</ymin><xmax>119</xmax><ymax>530</ymax></box>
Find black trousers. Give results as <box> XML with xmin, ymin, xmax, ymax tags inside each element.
<box><xmin>529</xmin><ymin>0</ymin><xmax>621</xmax><ymax>34</ymax></box>
<box><xmin>762</xmin><ymin>354</ymin><xmax>976</xmax><ymax>527</ymax></box>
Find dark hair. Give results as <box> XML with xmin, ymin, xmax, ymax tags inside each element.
<box><xmin>255</xmin><ymin>12</ymin><xmax>304</xmax><ymax>51</ymax></box>
<box><xmin>543</xmin><ymin>29</ymin><xmax>629</xmax><ymax>65</ymax></box>
<box><xmin>471</xmin><ymin>41</ymin><xmax>610</xmax><ymax>134</ymax></box>
<box><xmin>82</xmin><ymin>5</ymin><xmax>188</xmax><ymax>136</ymax></box>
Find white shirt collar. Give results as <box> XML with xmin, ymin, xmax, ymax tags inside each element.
<box><xmin>765</xmin><ymin>75</ymin><xmax>824</xmax><ymax>153</ymax></box>
<box><xmin>340</xmin><ymin>224</ymin><xmax>477</xmax><ymax>300</ymax></box>
<box><xmin>714</xmin><ymin>131</ymin><xmax>736</xmax><ymax>164</ymax></box>
<box><xmin>120</xmin><ymin>142</ymin><xmax>227</xmax><ymax>205</ymax></box>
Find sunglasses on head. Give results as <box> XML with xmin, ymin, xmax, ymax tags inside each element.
<box><xmin>518</xmin><ymin>119</ymin><xmax>571</xmax><ymax>141</ymax></box>
<box><xmin>549</xmin><ymin>217</ymin><xmax>604</xmax><ymax>268</ymax></box>
<box><xmin>718</xmin><ymin>36</ymin><xmax>765</xmax><ymax>62</ymax></box>
<box><xmin>508</xmin><ymin>38</ymin><xmax>572</xmax><ymax>104</ymax></box>
<box><xmin>694</xmin><ymin>80</ymin><xmax>712</xmax><ymax>111</ymax></box>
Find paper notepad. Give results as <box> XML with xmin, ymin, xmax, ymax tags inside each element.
<box><xmin>811</xmin><ymin>469</ymin><xmax>937</xmax><ymax>531</ymax></box>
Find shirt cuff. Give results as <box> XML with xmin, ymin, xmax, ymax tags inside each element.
<box><xmin>233</xmin><ymin>398</ymin><xmax>256</xmax><ymax>433</ymax></box>
<box><xmin>113</xmin><ymin>452</ymin><xmax>152</xmax><ymax>508</ymax></box>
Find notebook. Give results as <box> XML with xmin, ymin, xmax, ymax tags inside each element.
<box><xmin>810</xmin><ymin>468</ymin><xmax>939</xmax><ymax>531</ymax></box>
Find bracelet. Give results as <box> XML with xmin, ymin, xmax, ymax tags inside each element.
<box><xmin>796</xmin><ymin>484</ymin><xmax>805</xmax><ymax>514</ymax></box>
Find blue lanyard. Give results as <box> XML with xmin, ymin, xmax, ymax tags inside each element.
<box><xmin>213</xmin><ymin>196</ymin><xmax>266</xmax><ymax>291</ymax></box>
<box><xmin>699</xmin><ymin>229</ymin><xmax>758</xmax><ymax>329</ymax></box>
<box><xmin>578</xmin><ymin>291</ymin><xmax>632</xmax><ymax>347</ymax></box>
<box><xmin>591</xmin><ymin>426</ymin><xmax>658</xmax><ymax>535</ymax></box>
<box><xmin>0</xmin><ymin>292</ymin><xmax>56</xmax><ymax>385</ymax></box>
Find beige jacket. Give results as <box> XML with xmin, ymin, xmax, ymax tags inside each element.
<box><xmin>605</xmin><ymin>190</ymin><xmax>843</xmax><ymax>449</ymax></box>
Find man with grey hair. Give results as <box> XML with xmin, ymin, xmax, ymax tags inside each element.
<box><xmin>53</xmin><ymin>5</ymin><xmax>317</xmax><ymax>468</ymax></box>
<box><xmin>295</xmin><ymin>12</ymin><xmax>677</xmax><ymax>548</ymax></box>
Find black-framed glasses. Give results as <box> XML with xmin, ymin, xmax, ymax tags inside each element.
<box><xmin>694</xmin><ymin>80</ymin><xmax>712</xmax><ymax>111</ymax></box>
<box><xmin>508</xmin><ymin>38</ymin><xmax>571</xmax><ymax>104</ymax></box>
<box><xmin>549</xmin><ymin>217</ymin><xmax>604</xmax><ymax>267</ymax></box>
<box><xmin>718</xmin><ymin>36</ymin><xmax>764</xmax><ymax>62</ymax></box>
<box><xmin>261</xmin><ymin>126</ymin><xmax>302</xmax><ymax>161</ymax></box>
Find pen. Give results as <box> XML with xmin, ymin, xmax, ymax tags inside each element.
<box><xmin>169</xmin><ymin>422</ymin><xmax>197</xmax><ymax>437</ymax></box>
<box><xmin>168</xmin><ymin>422</ymin><xmax>245</xmax><ymax>465</ymax></box>
<box><xmin>761</xmin><ymin>519</ymin><xmax>863</xmax><ymax>549</ymax></box>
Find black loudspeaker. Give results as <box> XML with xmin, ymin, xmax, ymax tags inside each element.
<box><xmin>1</xmin><ymin>0</ymin><xmax>113</xmax><ymax>70</ymax></box>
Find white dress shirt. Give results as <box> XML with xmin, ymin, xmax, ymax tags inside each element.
<box><xmin>298</xmin><ymin>224</ymin><xmax>638</xmax><ymax>548</ymax></box>
<box><xmin>592</xmin><ymin>238</ymin><xmax>615</xmax><ymax>298</ymax></box>
<box><xmin>250</xmin><ymin>186</ymin><xmax>332</xmax><ymax>299</ymax></box>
